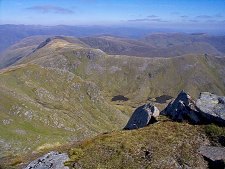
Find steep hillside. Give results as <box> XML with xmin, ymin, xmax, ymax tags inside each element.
<box><xmin>0</xmin><ymin>36</ymin><xmax>89</xmax><ymax>69</ymax></box>
<box><xmin>0</xmin><ymin>36</ymin><xmax>49</xmax><ymax>69</ymax></box>
<box><xmin>0</xmin><ymin>64</ymin><xmax>128</xmax><ymax>157</ymax></box>
<box><xmin>18</xmin><ymin>37</ymin><xmax>225</xmax><ymax>100</ymax></box>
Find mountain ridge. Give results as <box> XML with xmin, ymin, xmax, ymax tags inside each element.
<box><xmin>1</xmin><ymin>34</ymin><xmax>224</xmax><ymax>70</ymax></box>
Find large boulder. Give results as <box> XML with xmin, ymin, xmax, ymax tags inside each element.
<box><xmin>24</xmin><ymin>151</ymin><xmax>69</xmax><ymax>169</ymax></box>
<box><xmin>161</xmin><ymin>90</ymin><xmax>201</xmax><ymax>124</ymax></box>
<box><xmin>124</xmin><ymin>103</ymin><xmax>159</xmax><ymax>130</ymax></box>
<box><xmin>161</xmin><ymin>91</ymin><xmax>225</xmax><ymax>125</ymax></box>
<box><xmin>196</xmin><ymin>92</ymin><xmax>225</xmax><ymax>125</ymax></box>
<box><xmin>198</xmin><ymin>146</ymin><xmax>225</xmax><ymax>168</ymax></box>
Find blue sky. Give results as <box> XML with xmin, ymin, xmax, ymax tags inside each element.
<box><xmin>0</xmin><ymin>0</ymin><xmax>225</xmax><ymax>30</ymax></box>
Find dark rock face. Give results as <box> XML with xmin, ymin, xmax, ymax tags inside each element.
<box><xmin>161</xmin><ymin>91</ymin><xmax>225</xmax><ymax>126</ymax></box>
<box><xmin>111</xmin><ymin>95</ymin><xmax>129</xmax><ymax>101</ymax></box>
<box><xmin>124</xmin><ymin>103</ymin><xmax>159</xmax><ymax>130</ymax></box>
<box><xmin>161</xmin><ymin>90</ymin><xmax>201</xmax><ymax>124</ymax></box>
<box><xmin>34</xmin><ymin>38</ymin><xmax>52</xmax><ymax>52</ymax></box>
<box><xmin>196</xmin><ymin>92</ymin><xmax>225</xmax><ymax>125</ymax></box>
<box><xmin>154</xmin><ymin>95</ymin><xmax>173</xmax><ymax>104</ymax></box>
<box><xmin>199</xmin><ymin>146</ymin><xmax>225</xmax><ymax>169</ymax></box>
<box><xmin>24</xmin><ymin>151</ymin><xmax>69</xmax><ymax>169</ymax></box>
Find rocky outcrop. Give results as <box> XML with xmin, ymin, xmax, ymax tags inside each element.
<box><xmin>124</xmin><ymin>103</ymin><xmax>159</xmax><ymax>130</ymax></box>
<box><xmin>199</xmin><ymin>146</ymin><xmax>225</xmax><ymax>168</ymax></box>
<box><xmin>161</xmin><ymin>91</ymin><xmax>225</xmax><ymax>125</ymax></box>
<box><xmin>24</xmin><ymin>151</ymin><xmax>69</xmax><ymax>169</ymax></box>
<box><xmin>196</xmin><ymin>92</ymin><xmax>225</xmax><ymax>125</ymax></box>
<box><xmin>34</xmin><ymin>38</ymin><xmax>52</xmax><ymax>52</ymax></box>
<box><xmin>160</xmin><ymin>90</ymin><xmax>201</xmax><ymax>124</ymax></box>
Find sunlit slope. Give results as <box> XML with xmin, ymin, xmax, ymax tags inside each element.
<box><xmin>79</xmin><ymin>35</ymin><xmax>222</xmax><ymax>57</ymax></box>
<box><xmin>18</xmin><ymin>37</ymin><xmax>225</xmax><ymax>102</ymax></box>
<box><xmin>0</xmin><ymin>36</ymin><xmax>49</xmax><ymax>69</ymax></box>
<box><xmin>0</xmin><ymin>64</ymin><xmax>128</xmax><ymax>157</ymax></box>
<box><xmin>65</xmin><ymin>120</ymin><xmax>215</xmax><ymax>168</ymax></box>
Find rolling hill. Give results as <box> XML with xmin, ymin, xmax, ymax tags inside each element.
<box><xmin>142</xmin><ymin>33</ymin><xmax>225</xmax><ymax>53</ymax></box>
<box><xmin>1</xmin><ymin>34</ymin><xmax>224</xmax><ymax>71</ymax></box>
<box><xmin>79</xmin><ymin>35</ymin><xmax>222</xmax><ymax>57</ymax></box>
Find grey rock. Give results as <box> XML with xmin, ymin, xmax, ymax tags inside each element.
<box><xmin>199</xmin><ymin>146</ymin><xmax>225</xmax><ymax>168</ymax></box>
<box><xmin>15</xmin><ymin>129</ymin><xmax>27</xmax><ymax>135</ymax></box>
<box><xmin>124</xmin><ymin>103</ymin><xmax>159</xmax><ymax>130</ymax></box>
<box><xmin>199</xmin><ymin>146</ymin><xmax>225</xmax><ymax>161</ymax></box>
<box><xmin>2</xmin><ymin>119</ymin><xmax>13</xmax><ymax>125</ymax></box>
<box><xmin>196</xmin><ymin>92</ymin><xmax>225</xmax><ymax>125</ymax></box>
<box><xmin>161</xmin><ymin>90</ymin><xmax>201</xmax><ymax>124</ymax></box>
<box><xmin>24</xmin><ymin>151</ymin><xmax>69</xmax><ymax>169</ymax></box>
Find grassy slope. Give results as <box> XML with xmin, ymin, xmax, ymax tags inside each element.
<box><xmin>0</xmin><ymin>36</ymin><xmax>49</xmax><ymax>69</ymax></box>
<box><xmin>26</xmin><ymin>40</ymin><xmax>225</xmax><ymax>102</ymax></box>
<box><xmin>79</xmin><ymin>35</ymin><xmax>222</xmax><ymax>57</ymax></box>
<box><xmin>0</xmin><ymin>64</ymin><xmax>128</xmax><ymax>158</ymax></box>
<box><xmin>65</xmin><ymin>118</ymin><xmax>223</xmax><ymax>169</ymax></box>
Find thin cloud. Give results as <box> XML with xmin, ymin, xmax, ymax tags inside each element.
<box><xmin>171</xmin><ymin>12</ymin><xmax>179</xmax><ymax>15</ymax></box>
<box><xmin>215</xmin><ymin>14</ymin><xmax>223</xmax><ymax>18</ymax></box>
<box><xmin>128</xmin><ymin>18</ymin><xmax>168</xmax><ymax>22</ymax></box>
<box><xmin>205</xmin><ymin>19</ymin><xmax>217</xmax><ymax>23</ymax></box>
<box><xmin>150</xmin><ymin>18</ymin><xmax>168</xmax><ymax>22</ymax></box>
<box><xmin>180</xmin><ymin>15</ymin><xmax>188</xmax><ymax>18</ymax></box>
<box><xmin>128</xmin><ymin>19</ymin><xmax>150</xmax><ymax>22</ymax></box>
<box><xmin>188</xmin><ymin>19</ymin><xmax>199</xmax><ymax>22</ymax></box>
<box><xmin>196</xmin><ymin>15</ymin><xmax>211</xmax><ymax>19</ymax></box>
<box><xmin>26</xmin><ymin>5</ymin><xmax>74</xmax><ymax>14</ymax></box>
<box><xmin>147</xmin><ymin>15</ymin><xmax>158</xmax><ymax>18</ymax></box>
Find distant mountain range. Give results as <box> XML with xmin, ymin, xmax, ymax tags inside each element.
<box><xmin>1</xmin><ymin>24</ymin><xmax>225</xmax><ymax>54</ymax></box>
<box><xmin>1</xmin><ymin>33</ymin><xmax>225</xmax><ymax>69</ymax></box>
<box><xmin>0</xmin><ymin>24</ymin><xmax>160</xmax><ymax>52</ymax></box>
<box><xmin>79</xmin><ymin>34</ymin><xmax>223</xmax><ymax>57</ymax></box>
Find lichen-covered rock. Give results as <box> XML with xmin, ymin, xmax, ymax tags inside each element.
<box><xmin>161</xmin><ymin>91</ymin><xmax>225</xmax><ymax>126</ymax></box>
<box><xmin>124</xmin><ymin>103</ymin><xmax>159</xmax><ymax>130</ymax></box>
<box><xmin>199</xmin><ymin>146</ymin><xmax>225</xmax><ymax>168</ymax></box>
<box><xmin>161</xmin><ymin>90</ymin><xmax>201</xmax><ymax>124</ymax></box>
<box><xmin>199</xmin><ymin>146</ymin><xmax>225</xmax><ymax>161</ymax></box>
<box><xmin>24</xmin><ymin>151</ymin><xmax>69</xmax><ymax>169</ymax></box>
<box><xmin>196</xmin><ymin>92</ymin><xmax>225</xmax><ymax>125</ymax></box>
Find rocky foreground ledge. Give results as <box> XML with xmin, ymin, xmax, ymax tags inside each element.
<box><xmin>23</xmin><ymin>91</ymin><xmax>225</xmax><ymax>169</ymax></box>
<box><xmin>24</xmin><ymin>151</ymin><xmax>69</xmax><ymax>169</ymax></box>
